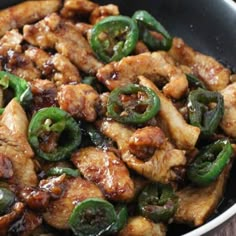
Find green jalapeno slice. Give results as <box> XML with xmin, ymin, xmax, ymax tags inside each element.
<box><xmin>46</xmin><ymin>167</ymin><xmax>80</xmax><ymax>177</ymax></box>
<box><xmin>84</xmin><ymin>123</ymin><xmax>114</xmax><ymax>149</ymax></box>
<box><xmin>138</xmin><ymin>183</ymin><xmax>178</xmax><ymax>223</ymax></box>
<box><xmin>28</xmin><ymin>107</ymin><xmax>81</xmax><ymax>162</ymax></box>
<box><xmin>90</xmin><ymin>15</ymin><xmax>139</xmax><ymax>63</ymax></box>
<box><xmin>186</xmin><ymin>74</ymin><xmax>206</xmax><ymax>89</ymax></box>
<box><xmin>107</xmin><ymin>84</ymin><xmax>160</xmax><ymax>124</ymax></box>
<box><xmin>187</xmin><ymin>88</ymin><xmax>224</xmax><ymax>137</ymax></box>
<box><xmin>0</xmin><ymin>188</ymin><xmax>15</xmax><ymax>215</ymax></box>
<box><xmin>69</xmin><ymin>198</ymin><xmax>117</xmax><ymax>236</ymax></box>
<box><xmin>0</xmin><ymin>71</ymin><xmax>32</xmax><ymax>114</ymax></box>
<box><xmin>110</xmin><ymin>205</ymin><xmax>128</xmax><ymax>233</ymax></box>
<box><xmin>187</xmin><ymin>139</ymin><xmax>232</xmax><ymax>186</ymax></box>
<box><xmin>132</xmin><ymin>10</ymin><xmax>172</xmax><ymax>51</ymax></box>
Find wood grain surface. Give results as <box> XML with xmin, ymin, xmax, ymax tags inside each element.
<box><xmin>210</xmin><ymin>216</ymin><xmax>236</xmax><ymax>236</ymax></box>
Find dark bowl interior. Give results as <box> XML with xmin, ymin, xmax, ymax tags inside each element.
<box><xmin>1</xmin><ymin>0</ymin><xmax>236</xmax><ymax>235</ymax></box>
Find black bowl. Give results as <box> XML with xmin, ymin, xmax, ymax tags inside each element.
<box><xmin>1</xmin><ymin>0</ymin><xmax>236</xmax><ymax>235</ymax></box>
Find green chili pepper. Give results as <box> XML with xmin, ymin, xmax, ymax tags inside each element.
<box><xmin>138</xmin><ymin>183</ymin><xmax>178</xmax><ymax>223</ymax></box>
<box><xmin>107</xmin><ymin>84</ymin><xmax>160</xmax><ymax>124</ymax></box>
<box><xmin>187</xmin><ymin>88</ymin><xmax>224</xmax><ymax>137</ymax></box>
<box><xmin>187</xmin><ymin>139</ymin><xmax>232</xmax><ymax>186</ymax></box>
<box><xmin>186</xmin><ymin>74</ymin><xmax>206</xmax><ymax>89</ymax></box>
<box><xmin>69</xmin><ymin>198</ymin><xmax>117</xmax><ymax>236</ymax></box>
<box><xmin>0</xmin><ymin>71</ymin><xmax>32</xmax><ymax>114</ymax></box>
<box><xmin>28</xmin><ymin>107</ymin><xmax>81</xmax><ymax>162</ymax></box>
<box><xmin>82</xmin><ymin>76</ymin><xmax>106</xmax><ymax>93</ymax></box>
<box><xmin>132</xmin><ymin>10</ymin><xmax>172</xmax><ymax>51</ymax></box>
<box><xmin>84</xmin><ymin>123</ymin><xmax>114</xmax><ymax>149</ymax></box>
<box><xmin>46</xmin><ymin>167</ymin><xmax>80</xmax><ymax>177</ymax></box>
<box><xmin>110</xmin><ymin>205</ymin><xmax>128</xmax><ymax>233</ymax></box>
<box><xmin>0</xmin><ymin>188</ymin><xmax>15</xmax><ymax>215</ymax></box>
<box><xmin>90</xmin><ymin>15</ymin><xmax>139</xmax><ymax>63</ymax></box>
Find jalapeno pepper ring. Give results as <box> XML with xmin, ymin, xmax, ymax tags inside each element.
<box><xmin>186</xmin><ymin>74</ymin><xmax>206</xmax><ymax>89</ymax></box>
<box><xmin>69</xmin><ymin>198</ymin><xmax>117</xmax><ymax>236</ymax></box>
<box><xmin>46</xmin><ymin>167</ymin><xmax>80</xmax><ymax>177</ymax></box>
<box><xmin>0</xmin><ymin>71</ymin><xmax>32</xmax><ymax>114</ymax></box>
<box><xmin>132</xmin><ymin>10</ymin><xmax>172</xmax><ymax>51</ymax></box>
<box><xmin>90</xmin><ymin>15</ymin><xmax>139</xmax><ymax>63</ymax></box>
<box><xmin>187</xmin><ymin>88</ymin><xmax>224</xmax><ymax>137</ymax></box>
<box><xmin>28</xmin><ymin>107</ymin><xmax>81</xmax><ymax>162</ymax></box>
<box><xmin>187</xmin><ymin>139</ymin><xmax>232</xmax><ymax>186</ymax></box>
<box><xmin>0</xmin><ymin>188</ymin><xmax>15</xmax><ymax>215</ymax></box>
<box><xmin>110</xmin><ymin>205</ymin><xmax>128</xmax><ymax>233</ymax></box>
<box><xmin>107</xmin><ymin>84</ymin><xmax>160</xmax><ymax>124</ymax></box>
<box><xmin>138</xmin><ymin>183</ymin><xmax>178</xmax><ymax>223</ymax></box>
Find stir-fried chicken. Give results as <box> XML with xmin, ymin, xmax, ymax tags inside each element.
<box><xmin>98</xmin><ymin>119</ymin><xmax>186</xmax><ymax>184</ymax></box>
<box><xmin>57</xmin><ymin>84</ymin><xmax>99</xmax><ymax>122</ymax></box>
<box><xmin>0</xmin><ymin>29</ymin><xmax>23</xmax><ymax>49</ymax></box>
<box><xmin>139</xmin><ymin>76</ymin><xmax>200</xmax><ymax>150</ymax></box>
<box><xmin>43</xmin><ymin>177</ymin><xmax>104</xmax><ymax>229</ymax></box>
<box><xmin>97</xmin><ymin>51</ymin><xmax>188</xmax><ymax>99</ymax></box>
<box><xmin>0</xmin><ymin>202</ymin><xmax>25</xmax><ymax>235</ymax></box>
<box><xmin>61</xmin><ymin>0</ymin><xmax>98</xmax><ymax>18</ymax></box>
<box><xmin>220</xmin><ymin>82</ymin><xmax>236</xmax><ymax>138</ymax></box>
<box><xmin>90</xmin><ymin>4</ymin><xmax>120</xmax><ymax>24</ymax></box>
<box><xmin>23</xmin><ymin>13</ymin><xmax>103</xmax><ymax>74</ymax></box>
<box><xmin>29</xmin><ymin>79</ymin><xmax>57</xmax><ymax>113</ymax></box>
<box><xmin>118</xmin><ymin>216</ymin><xmax>166</xmax><ymax>236</ymax></box>
<box><xmin>25</xmin><ymin>47</ymin><xmax>81</xmax><ymax>86</ymax></box>
<box><xmin>128</xmin><ymin>126</ymin><xmax>167</xmax><ymax>160</ymax></box>
<box><xmin>0</xmin><ymin>100</ymin><xmax>37</xmax><ymax>187</ymax></box>
<box><xmin>0</xmin><ymin>154</ymin><xmax>13</xmax><ymax>179</ymax></box>
<box><xmin>169</xmin><ymin>37</ymin><xmax>230</xmax><ymax>91</ymax></box>
<box><xmin>174</xmin><ymin>165</ymin><xmax>231</xmax><ymax>226</ymax></box>
<box><xmin>134</xmin><ymin>41</ymin><xmax>150</xmax><ymax>55</ymax></box>
<box><xmin>72</xmin><ymin>147</ymin><xmax>135</xmax><ymax>201</ymax></box>
<box><xmin>0</xmin><ymin>30</ymin><xmax>40</xmax><ymax>81</ymax></box>
<box><xmin>0</xmin><ymin>0</ymin><xmax>61</xmax><ymax>37</ymax></box>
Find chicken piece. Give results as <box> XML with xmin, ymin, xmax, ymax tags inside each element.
<box><xmin>90</xmin><ymin>4</ymin><xmax>120</xmax><ymax>25</ymax></box>
<box><xmin>97</xmin><ymin>51</ymin><xmax>188</xmax><ymax>99</ymax></box>
<box><xmin>72</xmin><ymin>147</ymin><xmax>135</xmax><ymax>201</ymax></box>
<box><xmin>57</xmin><ymin>84</ymin><xmax>99</xmax><ymax>122</ymax></box>
<box><xmin>29</xmin><ymin>79</ymin><xmax>57</xmax><ymax>113</ymax></box>
<box><xmin>0</xmin><ymin>30</ymin><xmax>40</xmax><ymax>81</ymax></box>
<box><xmin>220</xmin><ymin>83</ymin><xmax>236</xmax><ymax>138</ymax></box>
<box><xmin>0</xmin><ymin>202</ymin><xmax>25</xmax><ymax>235</ymax></box>
<box><xmin>118</xmin><ymin>216</ymin><xmax>166</xmax><ymax>236</ymax></box>
<box><xmin>139</xmin><ymin>76</ymin><xmax>200</xmax><ymax>150</ymax></box>
<box><xmin>98</xmin><ymin>119</ymin><xmax>186</xmax><ymax>184</ymax></box>
<box><xmin>25</xmin><ymin>47</ymin><xmax>81</xmax><ymax>86</ymax></box>
<box><xmin>0</xmin><ymin>0</ymin><xmax>61</xmax><ymax>37</ymax></box>
<box><xmin>134</xmin><ymin>41</ymin><xmax>150</xmax><ymax>55</ymax></box>
<box><xmin>0</xmin><ymin>100</ymin><xmax>38</xmax><ymax>187</ymax></box>
<box><xmin>43</xmin><ymin>177</ymin><xmax>104</xmax><ymax>229</ymax></box>
<box><xmin>169</xmin><ymin>37</ymin><xmax>230</xmax><ymax>91</ymax></box>
<box><xmin>19</xmin><ymin>186</ymin><xmax>50</xmax><ymax>210</ymax></box>
<box><xmin>174</xmin><ymin>165</ymin><xmax>231</xmax><ymax>226</ymax></box>
<box><xmin>129</xmin><ymin>126</ymin><xmax>167</xmax><ymax>160</ymax></box>
<box><xmin>0</xmin><ymin>29</ymin><xmax>23</xmax><ymax>49</ymax></box>
<box><xmin>5</xmin><ymin>50</ymin><xmax>41</xmax><ymax>81</ymax></box>
<box><xmin>51</xmin><ymin>53</ymin><xmax>81</xmax><ymax>85</ymax></box>
<box><xmin>23</xmin><ymin>13</ymin><xmax>103</xmax><ymax>74</ymax></box>
<box><xmin>0</xmin><ymin>154</ymin><xmax>13</xmax><ymax>179</ymax></box>
<box><xmin>8</xmin><ymin>209</ymin><xmax>42</xmax><ymax>236</ymax></box>
<box><xmin>61</xmin><ymin>0</ymin><xmax>98</xmax><ymax>18</ymax></box>
<box><xmin>75</xmin><ymin>22</ymin><xmax>92</xmax><ymax>37</ymax></box>
<box><xmin>24</xmin><ymin>47</ymin><xmax>52</xmax><ymax>76</ymax></box>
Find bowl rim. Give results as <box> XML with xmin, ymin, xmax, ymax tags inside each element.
<box><xmin>182</xmin><ymin>203</ymin><xmax>236</xmax><ymax>236</ymax></box>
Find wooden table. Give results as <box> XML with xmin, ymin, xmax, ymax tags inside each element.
<box><xmin>209</xmin><ymin>216</ymin><xmax>236</xmax><ymax>236</ymax></box>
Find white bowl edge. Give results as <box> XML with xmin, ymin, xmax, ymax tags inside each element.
<box><xmin>182</xmin><ymin>203</ymin><xmax>236</xmax><ymax>236</ymax></box>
